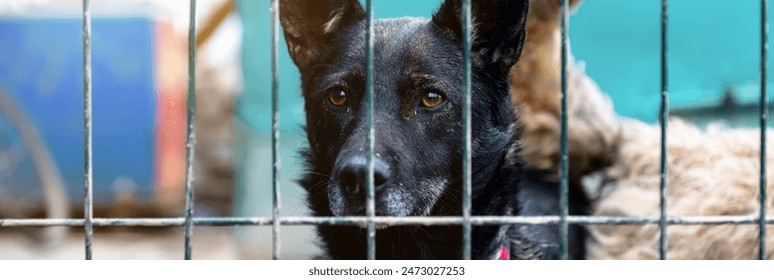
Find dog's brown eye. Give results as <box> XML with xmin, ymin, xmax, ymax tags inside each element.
<box><xmin>420</xmin><ymin>91</ymin><xmax>445</xmax><ymax>108</ymax></box>
<box><xmin>328</xmin><ymin>90</ymin><xmax>347</xmax><ymax>107</ymax></box>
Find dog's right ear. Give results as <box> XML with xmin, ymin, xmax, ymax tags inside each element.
<box><xmin>280</xmin><ymin>0</ymin><xmax>365</xmax><ymax>71</ymax></box>
<box><xmin>432</xmin><ymin>0</ymin><xmax>529</xmax><ymax>73</ymax></box>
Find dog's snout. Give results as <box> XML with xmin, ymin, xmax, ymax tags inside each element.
<box><xmin>337</xmin><ymin>156</ymin><xmax>390</xmax><ymax>195</ymax></box>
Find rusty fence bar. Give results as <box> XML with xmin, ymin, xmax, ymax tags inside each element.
<box><xmin>461</xmin><ymin>0</ymin><xmax>473</xmax><ymax>261</ymax></box>
<box><xmin>81</xmin><ymin>0</ymin><xmax>93</xmax><ymax>261</ymax></box>
<box><xmin>760</xmin><ymin>0</ymin><xmax>769</xmax><ymax>261</ymax></box>
<box><xmin>183</xmin><ymin>0</ymin><xmax>197</xmax><ymax>260</ymax></box>
<box><xmin>558</xmin><ymin>0</ymin><xmax>570</xmax><ymax>260</ymax></box>
<box><xmin>364</xmin><ymin>0</ymin><xmax>377</xmax><ymax>261</ymax></box>
<box><xmin>659</xmin><ymin>0</ymin><xmax>670</xmax><ymax>261</ymax></box>
<box><xmin>270</xmin><ymin>0</ymin><xmax>281</xmax><ymax>261</ymax></box>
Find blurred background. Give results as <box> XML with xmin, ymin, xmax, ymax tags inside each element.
<box><xmin>0</xmin><ymin>0</ymin><xmax>770</xmax><ymax>259</ymax></box>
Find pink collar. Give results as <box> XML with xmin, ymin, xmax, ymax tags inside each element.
<box><xmin>500</xmin><ymin>246</ymin><xmax>509</xmax><ymax>260</ymax></box>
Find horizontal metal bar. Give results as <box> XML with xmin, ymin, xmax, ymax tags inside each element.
<box><xmin>3</xmin><ymin>216</ymin><xmax>774</xmax><ymax>228</ymax></box>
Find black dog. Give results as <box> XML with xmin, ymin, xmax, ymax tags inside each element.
<box><xmin>280</xmin><ymin>0</ymin><xmax>586</xmax><ymax>259</ymax></box>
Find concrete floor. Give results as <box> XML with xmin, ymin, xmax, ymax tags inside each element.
<box><xmin>0</xmin><ymin>224</ymin><xmax>323</xmax><ymax>260</ymax></box>
<box><xmin>0</xmin><ymin>228</ymin><xmax>240</xmax><ymax>260</ymax></box>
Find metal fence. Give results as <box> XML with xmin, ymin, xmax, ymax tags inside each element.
<box><xmin>0</xmin><ymin>0</ymin><xmax>771</xmax><ymax>261</ymax></box>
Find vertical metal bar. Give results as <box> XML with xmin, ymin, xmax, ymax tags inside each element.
<box><xmin>461</xmin><ymin>0</ymin><xmax>473</xmax><ymax>260</ymax></box>
<box><xmin>558</xmin><ymin>0</ymin><xmax>570</xmax><ymax>260</ymax></box>
<box><xmin>659</xmin><ymin>0</ymin><xmax>670</xmax><ymax>260</ymax></box>
<box><xmin>364</xmin><ymin>0</ymin><xmax>377</xmax><ymax>261</ymax></box>
<box><xmin>183</xmin><ymin>0</ymin><xmax>197</xmax><ymax>260</ymax></box>
<box><xmin>270</xmin><ymin>0</ymin><xmax>282</xmax><ymax>261</ymax></box>
<box><xmin>760</xmin><ymin>0</ymin><xmax>769</xmax><ymax>261</ymax></box>
<box><xmin>82</xmin><ymin>0</ymin><xmax>93</xmax><ymax>261</ymax></box>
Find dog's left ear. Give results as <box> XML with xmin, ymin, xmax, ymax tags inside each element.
<box><xmin>432</xmin><ymin>0</ymin><xmax>529</xmax><ymax>73</ymax></box>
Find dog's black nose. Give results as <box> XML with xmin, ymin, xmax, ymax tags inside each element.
<box><xmin>337</xmin><ymin>156</ymin><xmax>390</xmax><ymax>195</ymax></box>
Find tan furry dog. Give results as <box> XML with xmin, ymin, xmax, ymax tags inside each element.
<box><xmin>513</xmin><ymin>0</ymin><xmax>774</xmax><ymax>259</ymax></box>
<box><xmin>587</xmin><ymin>119</ymin><xmax>774</xmax><ymax>259</ymax></box>
<box><xmin>512</xmin><ymin>0</ymin><xmax>620</xmax><ymax>186</ymax></box>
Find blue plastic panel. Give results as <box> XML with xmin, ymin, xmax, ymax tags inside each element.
<box><xmin>0</xmin><ymin>17</ymin><xmax>156</xmax><ymax>202</ymax></box>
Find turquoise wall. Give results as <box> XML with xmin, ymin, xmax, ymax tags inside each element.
<box><xmin>239</xmin><ymin>0</ymin><xmax>771</xmax><ymax>130</ymax></box>
<box><xmin>572</xmin><ymin>0</ymin><xmax>769</xmax><ymax>123</ymax></box>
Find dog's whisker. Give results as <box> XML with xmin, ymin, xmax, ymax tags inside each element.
<box><xmin>303</xmin><ymin>170</ymin><xmax>332</xmax><ymax>179</ymax></box>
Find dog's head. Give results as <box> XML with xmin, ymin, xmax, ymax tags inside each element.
<box><xmin>281</xmin><ymin>0</ymin><xmax>528</xmax><ymax>217</ymax></box>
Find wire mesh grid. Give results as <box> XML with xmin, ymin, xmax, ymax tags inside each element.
<box><xmin>0</xmin><ymin>0</ymin><xmax>770</xmax><ymax>260</ymax></box>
